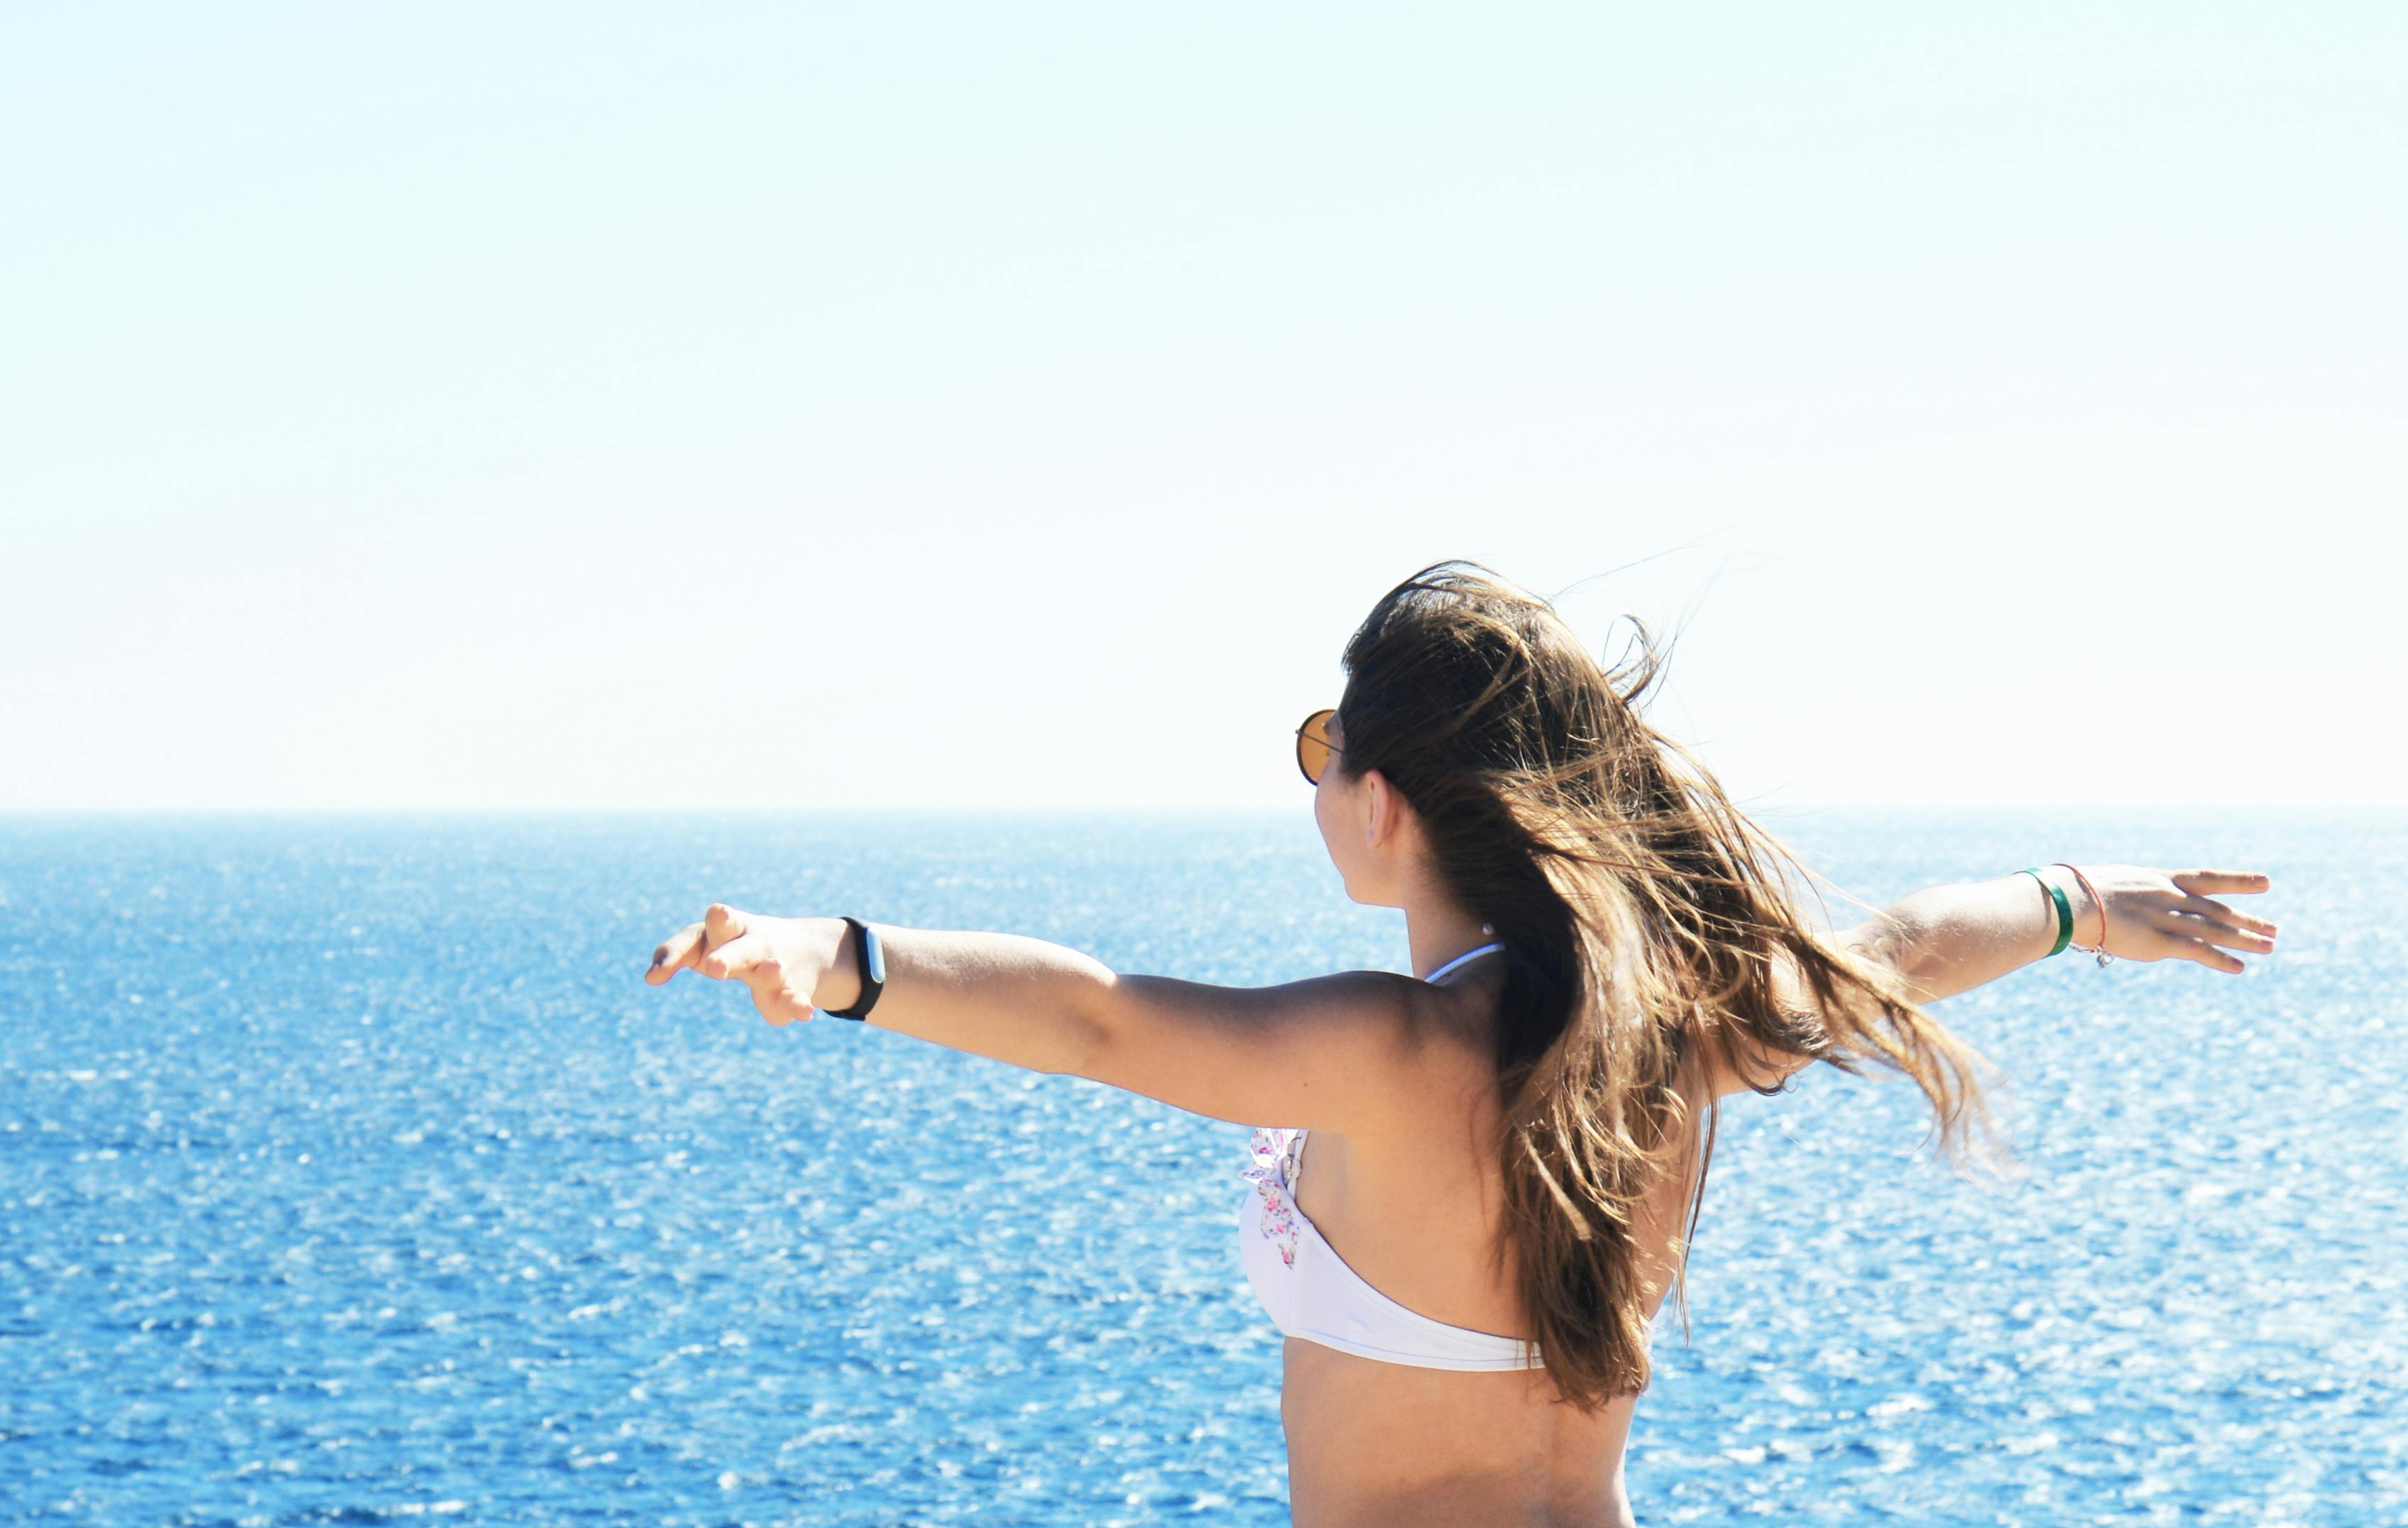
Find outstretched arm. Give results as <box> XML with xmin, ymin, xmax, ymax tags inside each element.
<box><xmin>643</xmin><ymin>904</ymin><xmax>1440</xmax><ymax>1133</ymax></box>
<box><xmin>1724</xmin><ymin>864</ymin><xmax>2280</xmax><ymax>1094</ymax></box>
<box><xmin>1848</xmin><ymin>864</ymin><xmax>2277</xmax><ymax>1000</ymax></box>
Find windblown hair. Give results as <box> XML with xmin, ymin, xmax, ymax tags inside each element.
<box><xmin>1333</xmin><ymin>561</ymin><xmax>1997</xmax><ymax>1412</ymax></box>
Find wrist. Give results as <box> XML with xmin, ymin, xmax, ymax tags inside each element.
<box><xmin>2021</xmin><ymin>870</ymin><xmax>2068</xmax><ymax>958</ymax></box>
<box><xmin>808</xmin><ymin>916</ymin><xmax>865</xmax><ymax>1013</ymax></box>
<box><xmin>2048</xmin><ymin>862</ymin><xmax>2110</xmax><ymax>952</ymax></box>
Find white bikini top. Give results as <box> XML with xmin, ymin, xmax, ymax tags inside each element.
<box><xmin>1235</xmin><ymin>940</ymin><xmax>1544</xmax><ymax>1371</ymax></box>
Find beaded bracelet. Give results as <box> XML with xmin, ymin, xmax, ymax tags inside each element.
<box><xmin>2018</xmin><ymin>867</ymin><xmax>2074</xmax><ymax>957</ymax></box>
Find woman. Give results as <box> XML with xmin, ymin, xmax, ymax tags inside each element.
<box><xmin>643</xmin><ymin>561</ymin><xmax>2276</xmax><ymax>1527</ymax></box>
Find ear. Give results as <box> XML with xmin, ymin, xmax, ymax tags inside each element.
<box><xmin>1359</xmin><ymin>768</ymin><xmax>1411</xmax><ymax>850</ymax></box>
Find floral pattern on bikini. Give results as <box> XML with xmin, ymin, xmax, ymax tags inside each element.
<box><xmin>1239</xmin><ymin>1126</ymin><xmax>1304</xmax><ymax>1268</ymax></box>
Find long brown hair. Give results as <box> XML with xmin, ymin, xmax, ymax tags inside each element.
<box><xmin>1334</xmin><ymin>560</ymin><xmax>1996</xmax><ymax>1410</ymax></box>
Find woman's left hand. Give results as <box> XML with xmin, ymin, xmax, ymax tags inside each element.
<box><xmin>645</xmin><ymin>903</ymin><xmax>845</xmax><ymax>1026</ymax></box>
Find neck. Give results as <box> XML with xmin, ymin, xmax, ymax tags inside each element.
<box><xmin>1397</xmin><ymin>858</ymin><xmax>1496</xmax><ymax>980</ymax></box>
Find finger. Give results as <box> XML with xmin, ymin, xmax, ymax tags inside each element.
<box><xmin>2169</xmin><ymin>894</ymin><xmax>2280</xmax><ymax>942</ymax></box>
<box><xmin>648</xmin><ymin>903</ymin><xmax>750</xmax><ymax>983</ymax></box>
<box><xmin>2160</xmin><ymin>906</ymin><xmax>2276</xmax><ymax>954</ymax></box>
<box><xmin>646</xmin><ymin>921</ymin><xmax>708</xmax><ymax>983</ymax></box>
<box><xmin>759</xmin><ymin>984</ymin><xmax>815</xmax><ymax>1028</ymax></box>
<box><xmin>2170</xmin><ymin>870</ymin><xmax>2271</xmax><ymax>898</ymax></box>
<box><xmin>2166</xmin><ymin>935</ymin><xmax>2246</xmax><ymax>975</ymax></box>
<box><xmin>705</xmin><ymin>935</ymin><xmax>807</xmax><ymax>1026</ymax></box>
<box><xmin>699</xmin><ymin>931</ymin><xmax>777</xmax><ymax>983</ymax></box>
<box><xmin>704</xmin><ymin>902</ymin><xmax>750</xmax><ymax>944</ymax></box>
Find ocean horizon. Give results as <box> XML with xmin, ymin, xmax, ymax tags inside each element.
<box><xmin>2</xmin><ymin>809</ymin><xmax>2397</xmax><ymax>1524</ymax></box>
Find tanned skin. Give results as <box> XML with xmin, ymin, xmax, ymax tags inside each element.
<box><xmin>645</xmin><ymin>708</ymin><xmax>2275</xmax><ymax>1527</ymax></box>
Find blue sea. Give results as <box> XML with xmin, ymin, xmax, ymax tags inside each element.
<box><xmin>2</xmin><ymin>811</ymin><xmax>2399</xmax><ymax>1526</ymax></box>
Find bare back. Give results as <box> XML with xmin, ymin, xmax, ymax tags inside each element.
<box><xmin>1272</xmin><ymin>969</ymin><xmax>1695</xmax><ymax>1528</ymax></box>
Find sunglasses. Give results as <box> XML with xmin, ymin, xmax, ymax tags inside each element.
<box><xmin>1295</xmin><ymin>707</ymin><xmax>1340</xmax><ymax>785</ymax></box>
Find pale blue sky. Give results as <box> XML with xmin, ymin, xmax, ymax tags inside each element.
<box><xmin>5</xmin><ymin>3</ymin><xmax>2402</xmax><ymax>811</ymax></box>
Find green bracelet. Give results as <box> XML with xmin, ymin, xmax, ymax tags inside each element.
<box><xmin>2019</xmin><ymin>867</ymin><xmax>2074</xmax><ymax>957</ymax></box>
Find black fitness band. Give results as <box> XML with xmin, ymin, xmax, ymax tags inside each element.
<box><xmin>823</xmin><ymin>916</ymin><xmax>886</xmax><ymax>1021</ymax></box>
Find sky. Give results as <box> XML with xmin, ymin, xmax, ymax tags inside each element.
<box><xmin>4</xmin><ymin>2</ymin><xmax>2402</xmax><ymax>813</ymax></box>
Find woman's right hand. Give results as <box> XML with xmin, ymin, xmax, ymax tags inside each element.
<box><xmin>2049</xmin><ymin>866</ymin><xmax>2277</xmax><ymax>974</ymax></box>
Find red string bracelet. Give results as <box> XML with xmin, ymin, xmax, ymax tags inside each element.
<box><xmin>2052</xmin><ymin>862</ymin><xmax>2116</xmax><ymax>967</ymax></box>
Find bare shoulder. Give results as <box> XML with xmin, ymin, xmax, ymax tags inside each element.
<box><xmin>1076</xmin><ymin>965</ymin><xmax>1470</xmax><ymax>1132</ymax></box>
<box><xmin>1380</xmin><ymin>970</ymin><xmax>1514</xmax><ymax>1119</ymax></box>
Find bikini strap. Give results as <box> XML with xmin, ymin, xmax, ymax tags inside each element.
<box><xmin>1418</xmin><ymin>940</ymin><xmax>1505</xmax><ymax>984</ymax></box>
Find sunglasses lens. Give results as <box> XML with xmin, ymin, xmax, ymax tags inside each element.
<box><xmin>1296</xmin><ymin>708</ymin><xmax>1335</xmax><ymax>784</ymax></box>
